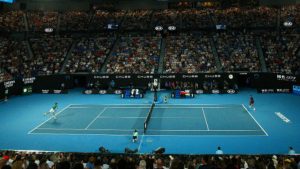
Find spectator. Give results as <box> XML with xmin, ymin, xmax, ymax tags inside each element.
<box><xmin>164</xmin><ymin>33</ymin><xmax>217</xmax><ymax>73</ymax></box>
<box><xmin>106</xmin><ymin>35</ymin><xmax>161</xmax><ymax>74</ymax></box>
<box><xmin>216</xmin><ymin>146</ymin><xmax>224</xmax><ymax>155</ymax></box>
<box><xmin>213</xmin><ymin>31</ymin><xmax>260</xmax><ymax>72</ymax></box>
<box><xmin>0</xmin><ymin>11</ymin><xmax>25</xmax><ymax>32</ymax></box>
<box><xmin>65</xmin><ymin>36</ymin><xmax>114</xmax><ymax>73</ymax></box>
<box><xmin>288</xmin><ymin>147</ymin><xmax>296</xmax><ymax>155</ymax></box>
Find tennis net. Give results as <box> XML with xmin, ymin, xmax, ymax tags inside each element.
<box><xmin>143</xmin><ymin>103</ymin><xmax>155</xmax><ymax>133</ymax></box>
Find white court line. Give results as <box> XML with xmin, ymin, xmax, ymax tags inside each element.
<box><xmin>96</xmin><ymin>116</ymin><xmax>203</xmax><ymax>119</ymax></box>
<box><xmin>69</xmin><ymin>104</ymin><xmax>226</xmax><ymax>106</ymax></box>
<box><xmin>68</xmin><ymin>107</ymin><xmax>97</xmax><ymax>109</ymax></box>
<box><xmin>85</xmin><ymin>107</ymin><xmax>108</xmax><ymax>129</ymax></box>
<box><xmin>97</xmin><ymin>116</ymin><xmax>147</xmax><ymax>119</ymax></box>
<box><xmin>28</xmin><ymin>132</ymin><xmax>267</xmax><ymax>137</ymax></box>
<box><xmin>69</xmin><ymin>106</ymin><xmax>228</xmax><ymax>109</ymax></box>
<box><xmin>138</xmin><ymin>134</ymin><xmax>144</xmax><ymax>152</ymax></box>
<box><xmin>242</xmin><ymin>104</ymin><xmax>269</xmax><ymax>136</ymax></box>
<box><xmin>202</xmin><ymin>108</ymin><xmax>210</xmax><ymax>131</ymax></box>
<box><xmin>71</xmin><ymin>103</ymin><xmax>151</xmax><ymax>106</ymax></box>
<box><xmin>155</xmin><ymin>107</ymin><xmax>228</xmax><ymax>109</ymax></box>
<box><xmin>106</xmin><ymin>107</ymin><xmax>150</xmax><ymax>109</ymax></box>
<box><xmin>28</xmin><ymin>105</ymin><xmax>72</xmax><ymax>134</ymax></box>
<box><xmin>147</xmin><ymin>129</ymin><xmax>261</xmax><ymax>131</ymax></box>
<box><xmin>37</xmin><ymin>128</ymin><xmax>142</xmax><ymax>131</ymax></box>
<box><xmin>35</xmin><ymin>128</ymin><xmax>260</xmax><ymax>132</ymax></box>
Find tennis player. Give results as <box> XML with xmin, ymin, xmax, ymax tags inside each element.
<box><xmin>132</xmin><ymin>129</ymin><xmax>138</xmax><ymax>143</ymax></box>
<box><xmin>249</xmin><ymin>95</ymin><xmax>255</xmax><ymax>111</ymax></box>
<box><xmin>45</xmin><ymin>102</ymin><xmax>58</xmax><ymax>119</ymax></box>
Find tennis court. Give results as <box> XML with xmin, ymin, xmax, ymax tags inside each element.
<box><xmin>29</xmin><ymin>104</ymin><xmax>267</xmax><ymax>136</ymax></box>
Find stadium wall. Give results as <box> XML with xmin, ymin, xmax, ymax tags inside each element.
<box><xmin>114</xmin><ymin>0</ymin><xmax>168</xmax><ymax>9</ymax></box>
<box><xmin>260</xmin><ymin>0</ymin><xmax>297</xmax><ymax>5</ymax></box>
<box><xmin>1</xmin><ymin>73</ymin><xmax>299</xmax><ymax>100</ymax></box>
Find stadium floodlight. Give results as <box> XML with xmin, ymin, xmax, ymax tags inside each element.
<box><xmin>155</xmin><ymin>26</ymin><xmax>163</xmax><ymax>31</ymax></box>
<box><xmin>168</xmin><ymin>26</ymin><xmax>176</xmax><ymax>31</ymax></box>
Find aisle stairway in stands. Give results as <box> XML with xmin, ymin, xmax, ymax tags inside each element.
<box><xmin>255</xmin><ymin>37</ymin><xmax>268</xmax><ymax>72</ymax></box>
<box><xmin>23</xmin><ymin>12</ymin><xmax>28</xmax><ymax>32</ymax></box>
<box><xmin>25</xmin><ymin>40</ymin><xmax>34</xmax><ymax>60</ymax></box>
<box><xmin>100</xmin><ymin>36</ymin><xmax>120</xmax><ymax>73</ymax></box>
<box><xmin>157</xmin><ymin>37</ymin><xmax>166</xmax><ymax>73</ymax></box>
<box><xmin>57</xmin><ymin>13</ymin><xmax>61</xmax><ymax>34</ymax></box>
<box><xmin>209</xmin><ymin>37</ymin><xmax>222</xmax><ymax>72</ymax></box>
<box><xmin>60</xmin><ymin>40</ymin><xmax>79</xmax><ymax>74</ymax></box>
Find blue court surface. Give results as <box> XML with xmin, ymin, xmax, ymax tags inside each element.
<box><xmin>0</xmin><ymin>89</ymin><xmax>299</xmax><ymax>154</ymax></box>
<box><xmin>29</xmin><ymin>104</ymin><xmax>266</xmax><ymax>136</ymax></box>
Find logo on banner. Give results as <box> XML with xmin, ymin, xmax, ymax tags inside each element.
<box><xmin>4</xmin><ymin>80</ymin><xmax>15</xmax><ymax>88</ymax></box>
<box><xmin>84</xmin><ymin>90</ymin><xmax>92</xmax><ymax>94</ymax></box>
<box><xmin>116</xmin><ymin>75</ymin><xmax>131</xmax><ymax>79</ymax></box>
<box><xmin>196</xmin><ymin>90</ymin><xmax>204</xmax><ymax>94</ymax></box>
<box><xmin>114</xmin><ymin>90</ymin><xmax>122</xmax><ymax>94</ymax></box>
<box><xmin>42</xmin><ymin>90</ymin><xmax>49</xmax><ymax>94</ymax></box>
<box><xmin>227</xmin><ymin>89</ymin><xmax>236</xmax><ymax>94</ymax></box>
<box><xmin>23</xmin><ymin>77</ymin><xmax>36</xmax><ymax>84</ymax></box>
<box><xmin>205</xmin><ymin>74</ymin><xmax>221</xmax><ymax>78</ymax></box>
<box><xmin>182</xmin><ymin>74</ymin><xmax>198</xmax><ymax>78</ymax></box>
<box><xmin>276</xmin><ymin>74</ymin><xmax>296</xmax><ymax>82</ymax></box>
<box><xmin>54</xmin><ymin>90</ymin><xmax>62</xmax><ymax>94</ymax></box>
<box><xmin>137</xmin><ymin>75</ymin><xmax>153</xmax><ymax>79</ymax></box>
<box><xmin>99</xmin><ymin>90</ymin><xmax>107</xmax><ymax>94</ymax></box>
<box><xmin>212</xmin><ymin>89</ymin><xmax>220</xmax><ymax>94</ymax></box>
<box><xmin>159</xmin><ymin>75</ymin><xmax>175</xmax><ymax>79</ymax></box>
<box><xmin>94</xmin><ymin>75</ymin><xmax>109</xmax><ymax>79</ymax></box>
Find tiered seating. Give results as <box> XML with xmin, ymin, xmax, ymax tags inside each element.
<box><xmin>105</xmin><ymin>35</ymin><xmax>161</xmax><ymax>74</ymax></box>
<box><xmin>213</xmin><ymin>32</ymin><xmax>261</xmax><ymax>72</ymax></box>
<box><xmin>60</xmin><ymin>11</ymin><xmax>90</xmax><ymax>31</ymax></box>
<box><xmin>122</xmin><ymin>10</ymin><xmax>152</xmax><ymax>30</ymax></box>
<box><xmin>65</xmin><ymin>36</ymin><xmax>115</xmax><ymax>73</ymax></box>
<box><xmin>90</xmin><ymin>10</ymin><xmax>125</xmax><ymax>30</ymax></box>
<box><xmin>27</xmin><ymin>11</ymin><xmax>58</xmax><ymax>32</ymax></box>
<box><xmin>0</xmin><ymin>38</ymin><xmax>31</xmax><ymax>79</ymax></box>
<box><xmin>0</xmin><ymin>11</ymin><xmax>25</xmax><ymax>32</ymax></box>
<box><xmin>181</xmin><ymin>9</ymin><xmax>213</xmax><ymax>29</ymax></box>
<box><xmin>30</xmin><ymin>37</ymin><xmax>72</xmax><ymax>75</ymax></box>
<box><xmin>164</xmin><ymin>33</ymin><xmax>217</xmax><ymax>73</ymax></box>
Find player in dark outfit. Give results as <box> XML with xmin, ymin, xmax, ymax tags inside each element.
<box><xmin>249</xmin><ymin>96</ymin><xmax>255</xmax><ymax>111</ymax></box>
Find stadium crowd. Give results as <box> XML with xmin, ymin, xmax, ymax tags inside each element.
<box><xmin>65</xmin><ymin>36</ymin><xmax>115</xmax><ymax>73</ymax></box>
<box><xmin>0</xmin><ymin>6</ymin><xmax>299</xmax><ymax>77</ymax></box>
<box><xmin>90</xmin><ymin>10</ymin><xmax>125</xmax><ymax>31</ymax></box>
<box><xmin>0</xmin><ymin>151</ymin><xmax>300</xmax><ymax>169</ymax></box>
<box><xmin>0</xmin><ymin>11</ymin><xmax>25</xmax><ymax>32</ymax></box>
<box><xmin>27</xmin><ymin>11</ymin><xmax>58</xmax><ymax>32</ymax></box>
<box><xmin>260</xmin><ymin>31</ymin><xmax>299</xmax><ymax>74</ymax></box>
<box><xmin>30</xmin><ymin>37</ymin><xmax>72</xmax><ymax>75</ymax></box>
<box><xmin>0</xmin><ymin>38</ymin><xmax>31</xmax><ymax>79</ymax></box>
<box><xmin>181</xmin><ymin>9</ymin><xmax>213</xmax><ymax>29</ymax></box>
<box><xmin>213</xmin><ymin>31</ymin><xmax>261</xmax><ymax>72</ymax></box>
<box><xmin>105</xmin><ymin>35</ymin><xmax>161</xmax><ymax>74</ymax></box>
<box><xmin>60</xmin><ymin>11</ymin><xmax>91</xmax><ymax>31</ymax></box>
<box><xmin>122</xmin><ymin>10</ymin><xmax>152</xmax><ymax>30</ymax></box>
<box><xmin>164</xmin><ymin>33</ymin><xmax>217</xmax><ymax>73</ymax></box>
